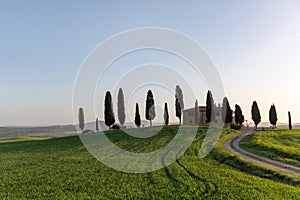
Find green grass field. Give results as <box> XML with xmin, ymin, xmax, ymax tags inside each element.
<box><xmin>1</xmin><ymin>126</ymin><xmax>300</xmax><ymax>199</ymax></box>
<box><xmin>240</xmin><ymin>129</ymin><xmax>300</xmax><ymax>167</ymax></box>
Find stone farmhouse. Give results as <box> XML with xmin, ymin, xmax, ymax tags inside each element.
<box><xmin>182</xmin><ymin>104</ymin><xmax>224</xmax><ymax>125</ymax></box>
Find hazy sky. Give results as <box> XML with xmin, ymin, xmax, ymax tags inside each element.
<box><xmin>0</xmin><ymin>1</ymin><xmax>300</xmax><ymax>126</ymax></box>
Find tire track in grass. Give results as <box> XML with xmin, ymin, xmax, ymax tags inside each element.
<box><xmin>161</xmin><ymin>148</ymin><xmax>183</xmax><ymax>187</ymax></box>
<box><xmin>175</xmin><ymin>139</ymin><xmax>219</xmax><ymax>197</ymax></box>
<box><xmin>158</xmin><ymin>129</ymin><xmax>218</xmax><ymax>197</ymax></box>
<box><xmin>130</xmin><ymin>131</ymin><xmax>183</xmax><ymax>187</ymax></box>
<box><xmin>146</xmin><ymin>172</ymin><xmax>155</xmax><ymax>185</ymax></box>
<box><xmin>102</xmin><ymin>129</ymin><xmax>178</xmax><ymax>187</ymax></box>
<box><xmin>159</xmin><ymin>137</ymin><xmax>195</xmax><ymax>195</ymax></box>
<box><xmin>105</xmin><ymin>131</ymin><xmax>169</xmax><ymax>172</ymax></box>
<box><xmin>192</xmin><ymin>130</ymin><xmax>219</xmax><ymax>196</ymax></box>
<box><xmin>144</xmin><ymin>133</ymin><xmax>180</xmax><ymax>186</ymax></box>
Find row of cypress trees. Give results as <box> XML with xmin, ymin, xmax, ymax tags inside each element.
<box><xmin>251</xmin><ymin>101</ymin><xmax>281</xmax><ymax>129</ymax></box>
<box><xmin>203</xmin><ymin>90</ymin><xmax>244</xmax><ymax>127</ymax></box>
<box><xmin>205</xmin><ymin>90</ymin><xmax>289</xmax><ymax>130</ymax></box>
<box><xmin>135</xmin><ymin>86</ymin><xmax>183</xmax><ymax>128</ymax></box>
<box><xmin>78</xmin><ymin>89</ymin><xmax>292</xmax><ymax>131</ymax></box>
<box><xmin>78</xmin><ymin>85</ymin><xmax>184</xmax><ymax>131</ymax></box>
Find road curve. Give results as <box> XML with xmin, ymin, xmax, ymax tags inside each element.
<box><xmin>225</xmin><ymin>129</ymin><xmax>300</xmax><ymax>176</ymax></box>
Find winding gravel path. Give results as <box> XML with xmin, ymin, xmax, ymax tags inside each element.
<box><xmin>225</xmin><ymin>129</ymin><xmax>300</xmax><ymax>176</ymax></box>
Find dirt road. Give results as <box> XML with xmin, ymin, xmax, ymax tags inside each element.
<box><xmin>225</xmin><ymin>129</ymin><xmax>300</xmax><ymax>176</ymax></box>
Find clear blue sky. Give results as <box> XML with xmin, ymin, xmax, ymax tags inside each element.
<box><xmin>0</xmin><ymin>1</ymin><xmax>299</xmax><ymax>126</ymax></box>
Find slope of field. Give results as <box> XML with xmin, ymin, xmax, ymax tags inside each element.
<box><xmin>1</xmin><ymin>126</ymin><xmax>300</xmax><ymax>199</ymax></box>
<box><xmin>240</xmin><ymin>129</ymin><xmax>300</xmax><ymax>167</ymax></box>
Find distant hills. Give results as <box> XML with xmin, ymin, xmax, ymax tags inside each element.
<box><xmin>0</xmin><ymin>120</ymin><xmax>159</xmax><ymax>139</ymax></box>
<box><xmin>1</xmin><ymin>121</ymin><xmax>299</xmax><ymax>139</ymax></box>
<box><xmin>0</xmin><ymin>125</ymin><xmax>77</xmax><ymax>139</ymax></box>
<box><xmin>247</xmin><ymin>122</ymin><xmax>300</xmax><ymax>129</ymax></box>
<box><xmin>6</xmin><ymin>125</ymin><xmax>77</xmax><ymax>132</ymax></box>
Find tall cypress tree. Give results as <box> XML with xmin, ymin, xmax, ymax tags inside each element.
<box><xmin>251</xmin><ymin>101</ymin><xmax>261</xmax><ymax>129</ymax></box>
<box><xmin>269</xmin><ymin>104</ymin><xmax>278</xmax><ymax>129</ymax></box>
<box><xmin>222</xmin><ymin>97</ymin><xmax>233</xmax><ymax>126</ymax></box>
<box><xmin>117</xmin><ymin>88</ymin><xmax>126</xmax><ymax>127</ymax></box>
<box><xmin>225</xmin><ymin>98</ymin><xmax>232</xmax><ymax>124</ymax></box>
<box><xmin>288</xmin><ymin>111</ymin><xmax>292</xmax><ymax>130</ymax></box>
<box><xmin>145</xmin><ymin>90</ymin><xmax>155</xmax><ymax>127</ymax></box>
<box><xmin>104</xmin><ymin>91</ymin><xmax>115</xmax><ymax>130</ymax></box>
<box><xmin>175</xmin><ymin>85</ymin><xmax>184</xmax><ymax>124</ymax></box>
<box><xmin>194</xmin><ymin>100</ymin><xmax>199</xmax><ymax>125</ymax></box>
<box><xmin>221</xmin><ymin>97</ymin><xmax>227</xmax><ymax>123</ymax></box>
<box><xmin>78</xmin><ymin>107</ymin><xmax>85</xmax><ymax>132</ymax></box>
<box><xmin>164</xmin><ymin>102</ymin><xmax>169</xmax><ymax>126</ymax></box>
<box><xmin>206</xmin><ymin>90</ymin><xmax>215</xmax><ymax>123</ymax></box>
<box><xmin>235</xmin><ymin>104</ymin><xmax>244</xmax><ymax>125</ymax></box>
<box><xmin>135</xmin><ymin>103</ymin><xmax>141</xmax><ymax>128</ymax></box>
<box><xmin>96</xmin><ymin>117</ymin><xmax>99</xmax><ymax>132</ymax></box>
<box><xmin>175</xmin><ymin>98</ymin><xmax>181</xmax><ymax>124</ymax></box>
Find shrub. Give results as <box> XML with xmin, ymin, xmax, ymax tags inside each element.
<box><xmin>82</xmin><ymin>129</ymin><xmax>93</xmax><ymax>133</ymax></box>
<box><xmin>230</xmin><ymin>124</ymin><xmax>241</xmax><ymax>130</ymax></box>
<box><xmin>111</xmin><ymin>124</ymin><xmax>120</xmax><ymax>130</ymax></box>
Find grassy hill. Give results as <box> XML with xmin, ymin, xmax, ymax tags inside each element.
<box><xmin>1</xmin><ymin>126</ymin><xmax>300</xmax><ymax>199</ymax></box>
<box><xmin>240</xmin><ymin>129</ymin><xmax>300</xmax><ymax>167</ymax></box>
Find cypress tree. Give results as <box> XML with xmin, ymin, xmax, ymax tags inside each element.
<box><xmin>96</xmin><ymin>117</ymin><xmax>99</xmax><ymax>132</ymax></box>
<box><xmin>221</xmin><ymin>98</ymin><xmax>227</xmax><ymax>123</ymax></box>
<box><xmin>288</xmin><ymin>111</ymin><xmax>292</xmax><ymax>130</ymax></box>
<box><xmin>225</xmin><ymin>99</ymin><xmax>232</xmax><ymax>124</ymax></box>
<box><xmin>269</xmin><ymin>104</ymin><xmax>278</xmax><ymax>129</ymax></box>
<box><xmin>145</xmin><ymin>90</ymin><xmax>155</xmax><ymax>127</ymax></box>
<box><xmin>117</xmin><ymin>88</ymin><xmax>126</xmax><ymax>127</ymax></box>
<box><xmin>104</xmin><ymin>91</ymin><xmax>115</xmax><ymax>130</ymax></box>
<box><xmin>175</xmin><ymin>85</ymin><xmax>184</xmax><ymax>124</ymax></box>
<box><xmin>235</xmin><ymin>104</ymin><xmax>244</xmax><ymax>125</ymax></box>
<box><xmin>135</xmin><ymin>103</ymin><xmax>141</xmax><ymax>128</ymax></box>
<box><xmin>194</xmin><ymin>100</ymin><xmax>199</xmax><ymax>125</ymax></box>
<box><xmin>206</xmin><ymin>90</ymin><xmax>215</xmax><ymax>123</ymax></box>
<box><xmin>164</xmin><ymin>102</ymin><xmax>169</xmax><ymax>126</ymax></box>
<box><xmin>251</xmin><ymin>101</ymin><xmax>261</xmax><ymax>129</ymax></box>
<box><xmin>222</xmin><ymin>97</ymin><xmax>233</xmax><ymax>126</ymax></box>
<box><xmin>175</xmin><ymin>98</ymin><xmax>181</xmax><ymax>124</ymax></box>
<box><xmin>78</xmin><ymin>107</ymin><xmax>85</xmax><ymax>132</ymax></box>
